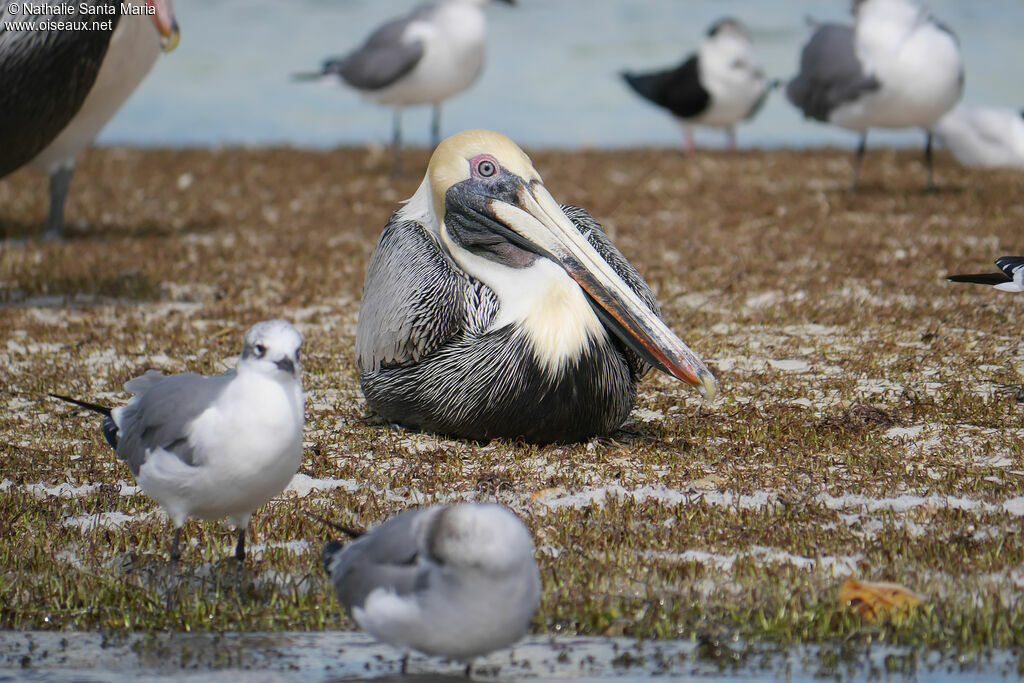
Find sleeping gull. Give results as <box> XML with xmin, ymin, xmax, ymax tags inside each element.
<box><xmin>50</xmin><ymin>320</ymin><xmax>304</xmax><ymax>561</ymax></box>
<box><xmin>622</xmin><ymin>18</ymin><xmax>774</xmax><ymax>153</ymax></box>
<box><xmin>948</xmin><ymin>257</ymin><xmax>1024</xmax><ymax>292</ymax></box>
<box><xmin>322</xmin><ymin>503</ymin><xmax>540</xmax><ymax>674</ymax></box>
<box><xmin>786</xmin><ymin>0</ymin><xmax>963</xmax><ymax>189</ymax></box>
<box><xmin>296</xmin><ymin>0</ymin><xmax>513</xmax><ymax>172</ymax></box>
<box><xmin>934</xmin><ymin>105</ymin><xmax>1024</xmax><ymax>169</ymax></box>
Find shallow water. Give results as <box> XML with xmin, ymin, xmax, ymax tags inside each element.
<box><xmin>101</xmin><ymin>0</ymin><xmax>1024</xmax><ymax>150</ymax></box>
<box><xmin>0</xmin><ymin>632</ymin><xmax>1019</xmax><ymax>682</ymax></box>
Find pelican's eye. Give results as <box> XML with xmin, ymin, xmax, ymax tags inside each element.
<box><xmin>474</xmin><ymin>156</ymin><xmax>498</xmax><ymax>178</ymax></box>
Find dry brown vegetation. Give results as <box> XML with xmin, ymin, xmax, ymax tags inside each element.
<box><xmin>1</xmin><ymin>146</ymin><xmax>1023</xmax><ymax>671</ymax></box>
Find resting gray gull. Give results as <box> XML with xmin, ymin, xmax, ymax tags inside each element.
<box><xmin>786</xmin><ymin>0</ymin><xmax>963</xmax><ymax>189</ymax></box>
<box><xmin>934</xmin><ymin>105</ymin><xmax>1024</xmax><ymax>169</ymax></box>
<box><xmin>50</xmin><ymin>320</ymin><xmax>304</xmax><ymax>562</ymax></box>
<box><xmin>297</xmin><ymin>0</ymin><xmax>513</xmax><ymax>172</ymax></box>
<box><xmin>622</xmin><ymin>18</ymin><xmax>773</xmax><ymax>152</ymax></box>
<box><xmin>323</xmin><ymin>503</ymin><xmax>540</xmax><ymax>675</ymax></box>
<box><xmin>0</xmin><ymin>0</ymin><xmax>179</xmax><ymax>239</ymax></box>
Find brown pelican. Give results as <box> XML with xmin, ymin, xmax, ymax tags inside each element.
<box><xmin>0</xmin><ymin>0</ymin><xmax>180</xmax><ymax>239</ymax></box>
<box><xmin>356</xmin><ymin>129</ymin><xmax>717</xmax><ymax>444</ymax></box>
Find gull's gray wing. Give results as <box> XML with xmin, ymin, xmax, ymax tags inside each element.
<box><xmin>114</xmin><ymin>370</ymin><xmax>234</xmax><ymax>476</ymax></box>
<box><xmin>323</xmin><ymin>507</ymin><xmax>437</xmax><ymax>614</ymax></box>
<box><xmin>785</xmin><ymin>23</ymin><xmax>880</xmax><ymax>122</ymax></box>
<box><xmin>323</xmin><ymin>5</ymin><xmax>436</xmax><ymax>91</ymax></box>
<box><xmin>356</xmin><ymin>214</ymin><xmax>498</xmax><ymax>374</ymax></box>
<box><xmin>0</xmin><ymin>1</ymin><xmax>118</xmax><ymax>176</ymax></box>
<box><xmin>561</xmin><ymin>204</ymin><xmax>661</xmax><ymax>380</ymax></box>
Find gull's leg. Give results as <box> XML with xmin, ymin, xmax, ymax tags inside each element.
<box><xmin>852</xmin><ymin>131</ymin><xmax>868</xmax><ymax>190</ymax></box>
<box><xmin>401</xmin><ymin>653</ymin><xmax>410</xmax><ymax>674</ymax></box>
<box><xmin>234</xmin><ymin>526</ymin><xmax>246</xmax><ymax>561</ymax></box>
<box><xmin>726</xmin><ymin>126</ymin><xmax>737</xmax><ymax>151</ymax></box>
<box><xmin>684</xmin><ymin>126</ymin><xmax>695</xmax><ymax>155</ymax></box>
<box><xmin>431</xmin><ymin>104</ymin><xmax>442</xmax><ymax>148</ymax></box>
<box><xmin>170</xmin><ymin>526</ymin><xmax>183</xmax><ymax>562</ymax></box>
<box><xmin>42</xmin><ymin>163</ymin><xmax>75</xmax><ymax>241</ymax></box>
<box><xmin>392</xmin><ymin>108</ymin><xmax>403</xmax><ymax>175</ymax></box>
<box><xmin>924</xmin><ymin>130</ymin><xmax>935</xmax><ymax>192</ymax></box>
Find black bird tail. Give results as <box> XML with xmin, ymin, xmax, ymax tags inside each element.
<box><xmin>48</xmin><ymin>393</ymin><xmax>111</xmax><ymax>416</ymax></box>
<box><xmin>621</xmin><ymin>71</ymin><xmax>662</xmax><ymax>103</ymax></box>
<box><xmin>305</xmin><ymin>510</ymin><xmax>364</xmax><ymax>539</ymax></box>
<box><xmin>947</xmin><ymin>273</ymin><xmax>1011</xmax><ymax>286</ymax></box>
<box><xmin>48</xmin><ymin>393</ymin><xmax>119</xmax><ymax>448</ymax></box>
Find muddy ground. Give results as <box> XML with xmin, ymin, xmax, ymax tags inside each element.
<box><xmin>1</xmin><ymin>145</ymin><xmax>1023</xmax><ymax>672</ymax></box>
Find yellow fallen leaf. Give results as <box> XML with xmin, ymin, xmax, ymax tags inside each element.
<box><xmin>839</xmin><ymin>577</ymin><xmax>923</xmax><ymax>622</ymax></box>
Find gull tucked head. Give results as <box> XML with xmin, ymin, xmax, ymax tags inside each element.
<box><xmin>426</xmin><ymin>504</ymin><xmax>537</xmax><ymax>576</ymax></box>
<box><xmin>240</xmin><ymin>320</ymin><xmax>303</xmax><ymax>379</ymax></box>
<box><xmin>400</xmin><ymin>129</ymin><xmax>717</xmax><ymax>401</ymax></box>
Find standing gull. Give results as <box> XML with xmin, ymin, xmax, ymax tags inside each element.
<box><xmin>297</xmin><ymin>0</ymin><xmax>513</xmax><ymax>172</ymax></box>
<box><xmin>948</xmin><ymin>257</ymin><xmax>1024</xmax><ymax>292</ymax></box>
<box><xmin>622</xmin><ymin>18</ymin><xmax>773</xmax><ymax>153</ymax></box>
<box><xmin>934</xmin><ymin>105</ymin><xmax>1024</xmax><ymax>169</ymax></box>
<box><xmin>356</xmin><ymin>129</ymin><xmax>716</xmax><ymax>444</ymax></box>
<box><xmin>50</xmin><ymin>320</ymin><xmax>304</xmax><ymax>561</ymax></box>
<box><xmin>323</xmin><ymin>503</ymin><xmax>540</xmax><ymax>674</ymax></box>
<box><xmin>0</xmin><ymin>0</ymin><xmax>180</xmax><ymax>239</ymax></box>
<box><xmin>786</xmin><ymin>0</ymin><xmax>963</xmax><ymax>189</ymax></box>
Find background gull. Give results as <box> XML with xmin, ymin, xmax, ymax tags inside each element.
<box><xmin>49</xmin><ymin>320</ymin><xmax>304</xmax><ymax>562</ymax></box>
<box><xmin>622</xmin><ymin>18</ymin><xmax>774</xmax><ymax>153</ymax></box>
<box><xmin>0</xmin><ymin>0</ymin><xmax>179</xmax><ymax>239</ymax></box>
<box><xmin>785</xmin><ymin>0</ymin><xmax>963</xmax><ymax>189</ymax></box>
<box><xmin>322</xmin><ymin>503</ymin><xmax>540</xmax><ymax>674</ymax></box>
<box><xmin>934</xmin><ymin>105</ymin><xmax>1024</xmax><ymax>169</ymax></box>
<box><xmin>295</xmin><ymin>0</ymin><xmax>513</xmax><ymax>172</ymax></box>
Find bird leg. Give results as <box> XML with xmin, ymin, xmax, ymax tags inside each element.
<box><xmin>684</xmin><ymin>126</ymin><xmax>695</xmax><ymax>155</ymax></box>
<box><xmin>851</xmin><ymin>131</ymin><xmax>868</xmax><ymax>190</ymax></box>
<box><xmin>401</xmin><ymin>653</ymin><xmax>410</xmax><ymax>674</ymax></box>
<box><xmin>464</xmin><ymin>661</ymin><xmax>473</xmax><ymax>677</ymax></box>
<box><xmin>42</xmin><ymin>164</ymin><xmax>75</xmax><ymax>241</ymax></box>
<box><xmin>726</xmin><ymin>127</ymin><xmax>737</xmax><ymax>151</ymax></box>
<box><xmin>234</xmin><ymin>526</ymin><xmax>246</xmax><ymax>561</ymax></box>
<box><xmin>391</xmin><ymin>109</ymin><xmax>403</xmax><ymax>176</ymax></box>
<box><xmin>170</xmin><ymin>526</ymin><xmax>183</xmax><ymax>562</ymax></box>
<box><xmin>431</xmin><ymin>104</ymin><xmax>442</xmax><ymax>148</ymax></box>
<box><xmin>924</xmin><ymin>130</ymin><xmax>935</xmax><ymax>192</ymax></box>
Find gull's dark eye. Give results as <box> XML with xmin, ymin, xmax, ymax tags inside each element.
<box><xmin>254</xmin><ymin>344</ymin><xmax>267</xmax><ymax>358</ymax></box>
<box><xmin>475</xmin><ymin>158</ymin><xmax>496</xmax><ymax>177</ymax></box>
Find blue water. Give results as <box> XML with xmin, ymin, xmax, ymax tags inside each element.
<box><xmin>99</xmin><ymin>0</ymin><xmax>1024</xmax><ymax>150</ymax></box>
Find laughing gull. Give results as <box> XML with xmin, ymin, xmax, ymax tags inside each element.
<box><xmin>786</xmin><ymin>0</ymin><xmax>964</xmax><ymax>190</ymax></box>
<box><xmin>0</xmin><ymin>1</ymin><xmax>179</xmax><ymax>240</ymax></box>
<box><xmin>296</xmin><ymin>0</ymin><xmax>513</xmax><ymax>172</ymax></box>
<box><xmin>50</xmin><ymin>320</ymin><xmax>304</xmax><ymax>561</ymax></box>
<box><xmin>948</xmin><ymin>257</ymin><xmax>1024</xmax><ymax>292</ymax></box>
<box><xmin>934</xmin><ymin>105</ymin><xmax>1024</xmax><ymax>169</ymax></box>
<box><xmin>622</xmin><ymin>18</ymin><xmax>773</xmax><ymax>153</ymax></box>
<box><xmin>322</xmin><ymin>503</ymin><xmax>540</xmax><ymax>674</ymax></box>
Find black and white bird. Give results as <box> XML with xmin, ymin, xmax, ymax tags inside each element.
<box><xmin>934</xmin><ymin>105</ymin><xmax>1024</xmax><ymax>169</ymax></box>
<box><xmin>50</xmin><ymin>320</ymin><xmax>304</xmax><ymax>562</ymax></box>
<box><xmin>323</xmin><ymin>503</ymin><xmax>540</xmax><ymax>674</ymax></box>
<box><xmin>948</xmin><ymin>257</ymin><xmax>1024</xmax><ymax>292</ymax></box>
<box><xmin>0</xmin><ymin>0</ymin><xmax>179</xmax><ymax>239</ymax></box>
<box><xmin>786</xmin><ymin>0</ymin><xmax>963</xmax><ymax>189</ymax></box>
<box><xmin>298</xmin><ymin>0</ymin><xmax>513</xmax><ymax>171</ymax></box>
<box><xmin>356</xmin><ymin>129</ymin><xmax>717</xmax><ymax>444</ymax></box>
<box><xmin>622</xmin><ymin>18</ymin><xmax>773</xmax><ymax>153</ymax></box>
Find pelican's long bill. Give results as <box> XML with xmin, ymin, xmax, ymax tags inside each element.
<box><xmin>487</xmin><ymin>179</ymin><xmax>718</xmax><ymax>401</ymax></box>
